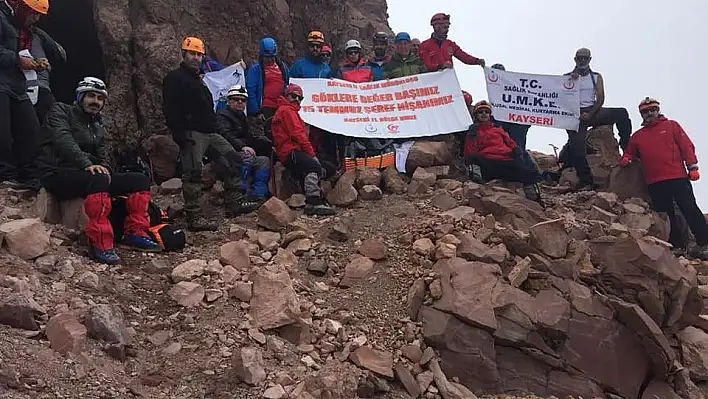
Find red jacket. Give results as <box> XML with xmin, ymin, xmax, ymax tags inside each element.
<box><xmin>335</xmin><ymin>58</ymin><xmax>373</xmax><ymax>83</ymax></box>
<box><xmin>621</xmin><ymin>116</ymin><xmax>698</xmax><ymax>185</ymax></box>
<box><xmin>418</xmin><ymin>36</ymin><xmax>481</xmax><ymax>71</ymax></box>
<box><xmin>271</xmin><ymin>96</ymin><xmax>315</xmax><ymax>162</ymax></box>
<box><xmin>464</xmin><ymin>121</ymin><xmax>516</xmax><ymax>161</ymax></box>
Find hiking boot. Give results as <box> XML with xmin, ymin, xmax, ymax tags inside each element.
<box><xmin>522</xmin><ymin>184</ymin><xmax>540</xmax><ymax>201</ymax></box>
<box><xmin>304</xmin><ymin>197</ymin><xmax>335</xmax><ymax>216</ymax></box>
<box><xmin>90</xmin><ymin>247</ymin><xmax>121</xmax><ymax>265</ymax></box>
<box><xmin>467</xmin><ymin>165</ymin><xmax>484</xmax><ymax>184</ymax></box>
<box><xmin>225</xmin><ymin>198</ymin><xmax>262</xmax><ymax>217</ymax></box>
<box><xmin>8</xmin><ymin>178</ymin><xmax>40</xmax><ymax>191</ymax></box>
<box><xmin>186</xmin><ymin>214</ymin><xmax>219</xmax><ymax>231</ymax></box>
<box><xmin>121</xmin><ymin>233</ymin><xmax>162</xmax><ymax>252</ymax></box>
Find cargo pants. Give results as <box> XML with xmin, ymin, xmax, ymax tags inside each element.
<box><xmin>180</xmin><ymin>131</ymin><xmax>245</xmax><ymax>215</ymax></box>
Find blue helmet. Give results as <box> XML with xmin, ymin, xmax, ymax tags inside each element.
<box><xmin>395</xmin><ymin>32</ymin><xmax>411</xmax><ymax>42</ymax></box>
<box><xmin>260</xmin><ymin>37</ymin><xmax>277</xmax><ymax>57</ymax></box>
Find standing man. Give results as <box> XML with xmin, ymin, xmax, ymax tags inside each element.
<box><xmin>563</xmin><ymin>47</ymin><xmax>632</xmax><ymax>190</ymax></box>
<box><xmin>246</xmin><ymin>36</ymin><xmax>289</xmax><ymax>140</ymax></box>
<box><xmin>289</xmin><ymin>31</ymin><xmax>331</xmax><ymax>78</ymax></box>
<box><xmin>383</xmin><ymin>32</ymin><xmax>426</xmax><ymax>79</ymax></box>
<box><xmin>367</xmin><ymin>32</ymin><xmax>389</xmax><ymax>81</ymax></box>
<box><xmin>162</xmin><ymin>36</ymin><xmax>261</xmax><ymax>231</ymax></box>
<box><xmin>335</xmin><ymin>40</ymin><xmax>373</xmax><ymax>83</ymax></box>
<box><xmin>418</xmin><ymin>13</ymin><xmax>485</xmax><ymax>72</ymax></box>
<box><xmin>620</xmin><ymin>97</ymin><xmax>708</xmax><ymax>259</ymax></box>
<box><xmin>0</xmin><ymin>0</ymin><xmax>47</xmax><ymax>187</ymax></box>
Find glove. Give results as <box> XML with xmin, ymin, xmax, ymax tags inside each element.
<box><xmin>689</xmin><ymin>169</ymin><xmax>700</xmax><ymax>181</ymax></box>
<box><xmin>619</xmin><ymin>156</ymin><xmax>631</xmax><ymax>167</ymax></box>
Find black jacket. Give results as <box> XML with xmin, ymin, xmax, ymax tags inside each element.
<box><xmin>216</xmin><ymin>107</ymin><xmax>249</xmax><ymax>150</ymax></box>
<box><xmin>162</xmin><ymin>62</ymin><xmax>218</xmax><ymax>138</ymax></box>
<box><xmin>0</xmin><ymin>2</ymin><xmax>27</xmax><ymax>100</ymax></box>
<box><xmin>38</xmin><ymin>102</ymin><xmax>111</xmax><ymax>176</ymax></box>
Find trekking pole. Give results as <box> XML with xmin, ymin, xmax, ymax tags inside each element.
<box><xmin>549</xmin><ymin>144</ymin><xmax>559</xmax><ymax>161</ymax></box>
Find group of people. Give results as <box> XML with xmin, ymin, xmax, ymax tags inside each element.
<box><xmin>1</xmin><ymin>0</ymin><xmax>707</xmax><ymax>263</ymax></box>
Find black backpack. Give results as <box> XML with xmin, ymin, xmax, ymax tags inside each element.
<box><xmin>109</xmin><ymin>197</ymin><xmax>186</xmax><ymax>251</ymax></box>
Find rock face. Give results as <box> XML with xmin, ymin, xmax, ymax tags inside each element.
<box><xmin>92</xmin><ymin>0</ymin><xmax>390</xmax><ymax>151</ymax></box>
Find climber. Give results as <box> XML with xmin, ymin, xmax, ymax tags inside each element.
<box><xmin>289</xmin><ymin>31</ymin><xmax>331</xmax><ymax>78</ymax></box>
<box><xmin>383</xmin><ymin>32</ymin><xmax>426</xmax><ymax>79</ymax></box>
<box><xmin>216</xmin><ymin>85</ymin><xmax>271</xmax><ymax>202</ymax></box>
<box><xmin>462</xmin><ymin>90</ymin><xmax>473</xmax><ymax>111</ymax></box>
<box><xmin>246</xmin><ymin>36</ymin><xmax>290</xmax><ymax>140</ymax></box>
<box><xmin>335</xmin><ymin>40</ymin><xmax>373</xmax><ymax>83</ymax></box>
<box><xmin>418</xmin><ymin>13</ymin><xmax>485</xmax><ymax>71</ymax></box>
<box><xmin>463</xmin><ymin>100</ymin><xmax>541</xmax><ymax>203</ymax></box>
<box><xmin>563</xmin><ymin>48</ymin><xmax>631</xmax><ymax>191</ymax></box>
<box><xmin>321</xmin><ymin>44</ymin><xmax>332</xmax><ymax>65</ymax></box>
<box><xmin>411</xmin><ymin>38</ymin><xmax>421</xmax><ymax>55</ymax></box>
<box><xmin>37</xmin><ymin>77</ymin><xmax>161</xmax><ymax>264</ymax></box>
<box><xmin>620</xmin><ymin>97</ymin><xmax>708</xmax><ymax>259</ymax></box>
<box><xmin>367</xmin><ymin>32</ymin><xmax>390</xmax><ymax>81</ymax></box>
<box><xmin>162</xmin><ymin>36</ymin><xmax>261</xmax><ymax>231</ymax></box>
<box><xmin>272</xmin><ymin>83</ymin><xmax>335</xmax><ymax>216</ymax></box>
<box><xmin>489</xmin><ymin>64</ymin><xmax>530</xmax><ymax>150</ymax></box>
<box><xmin>0</xmin><ymin>0</ymin><xmax>48</xmax><ymax>188</ymax></box>
<box><xmin>5</xmin><ymin>0</ymin><xmax>65</xmax><ymax>124</ymax></box>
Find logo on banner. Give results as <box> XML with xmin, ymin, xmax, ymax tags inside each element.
<box><xmin>487</xmin><ymin>69</ymin><xmax>499</xmax><ymax>83</ymax></box>
<box><xmin>386</xmin><ymin>124</ymin><xmax>400</xmax><ymax>133</ymax></box>
<box><xmin>365</xmin><ymin>124</ymin><xmax>377</xmax><ymax>133</ymax></box>
<box><xmin>563</xmin><ymin>79</ymin><xmax>575</xmax><ymax>90</ymax></box>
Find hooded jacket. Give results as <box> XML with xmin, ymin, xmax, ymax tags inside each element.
<box><xmin>335</xmin><ymin>58</ymin><xmax>373</xmax><ymax>83</ymax></box>
<box><xmin>464</xmin><ymin>121</ymin><xmax>517</xmax><ymax>161</ymax></box>
<box><xmin>0</xmin><ymin>1</ymin><xmax>28</xmax><ymax>100</ymax></box>
<box><xmin>418</xmin><ymin>36</ymin><xmax>481</xmax><ymax>71</ymax></box>
<box><xmin>246</xmin><ymin>40</ymin><xmax>290</xmax><ymax>115</ymax></box>
<box><xmin>383</xmin><ymin>52</ymin><xmax>427</xmax><ymax>79</ymax></box>
<box><xmin>38</xmin><ymin>102</ymin><xmax>111</xmax><ymax>175</ymax></box>
<box><xmin>290</xmin><ymin>54</ymin><xmax>331</xmax><ymax>79</ymax></box>
<box><xmin>216</xmin><ymin>107</ymin><xmax>250</xmax><ymax>150</ymax></box>
<box><xmin>271</xmin><ymin>96</ymin><xmax>314</xmax><ymax>162</ymax></box>
<box><xmin>162</xmin><ymin>62</ymin><xmax>219</xmax><ymax>136</ymax></box>
<box><xmin>622</xmin><ymin>116</ymin><xmax>698</xmax><ymax>185</ymax></box>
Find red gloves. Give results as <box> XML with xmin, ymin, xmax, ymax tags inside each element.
<box><xmin>619</xmin><ymin>156</ymin><xmax>631</xmax><ymax>167</ymax></box>
<box><xmin>689</xmin><ymin>169</ymin><xmax>700</xmax><ymax>181</ymax></box>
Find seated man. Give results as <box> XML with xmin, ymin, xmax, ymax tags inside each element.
<box><xmin>463</xmin><ymin>101</ymin><xmax>541</xmax><ymax>202</ymax></box>
<box><xmin>38</xmin><ymin>77</ymin><xmax>161</xmax><ymax>264</ymax></box>
<box><xmin>272</xmin><ymin>84</ymin><xmax>335</xmax><ymax>216</ymax></box>
<box><xmin>216</xmin><ymin>85</ymin><xmax>271</xmax><ymax>201</ymax></box>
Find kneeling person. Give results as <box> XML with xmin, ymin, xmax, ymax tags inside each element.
<box><xmin>39</xmin><ymin>77</ymin><xmax>161</xmax><ymax>264</ymax></box>
<box><xmin>217</xmin><ymin>85</ymin><xmax>271</xmax><ymax>200</ymax></box>
<box><xmin>464</xmin><ymin>101</ymin><xmax>541</xmax><ymax>202</ymax></box>
<box><xmin>272</xmin><ymin>84</ymin><xmax>335</xmax><ymax>216</ymax></box>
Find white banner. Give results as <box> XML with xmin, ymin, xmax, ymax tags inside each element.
<box><xmin>291</xmin><ymin>69</ymin><xmax>472</xmax><ymax>138</ymax></box>
<box><xmin>203</xmin><ymin>61</ymin><xmax>246</xmax><ymax>110</ymax></box>
<box><xmin>484</xmin><ymin>67</ymin><xmax>580</xmax><ymax>130</ymax></box>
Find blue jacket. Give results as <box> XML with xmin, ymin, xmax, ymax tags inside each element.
<box><xmin>201</xmin><ymin>56</ymin><xmax>225</xmax><ymax>74</ymax></box>
<box><xmin>290</xmin><ymin>54</ymin><xmax>331</xmax><ymax>78</ymax></box>
<box><xmin>367</xmin><ymin>57</ymin><xmax>389</xmax><ymax>81</ymax></box>
<box><xmin>246</xmin><ymin>58</ymin><xmax>290</xmax><ymax>115</ymax></box>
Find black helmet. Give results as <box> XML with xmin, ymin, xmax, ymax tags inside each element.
<box><xmin>373</xmin><ymin>32</ymin><xmax>388</xmax><ymax>43</ymax></box>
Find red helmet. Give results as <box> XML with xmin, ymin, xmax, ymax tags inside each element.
<box><xmin>285</xmin><ymin>83</ymin><xmax>303</xmax><ymax>97</ymax></box>
<box><xmin>462</xmin><ymin>91</ymin><xmax>473</xmax><ymax>106</ymax></box>
<box><xmin>430</xmin><ymin>13</ymin><xmax>450</xmax><ymax>25</ymax></box>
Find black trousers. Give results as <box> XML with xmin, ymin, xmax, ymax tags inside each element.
<box><xmin>464</xmin><ymin>155</ymin><xmax>538</xmax><ymax>185</ymax></box>
<box><xmin>41</xmin><ymin>170</ymin><xmax>150</xmax><ymax>200</ymax></box>
<box><xmin>34</xmin><ymin>87</ymin><xmax>56</xmax><ymax>125</ymax></box>
<box><xmin>647</xmin><ymin>178</ymin><xmax>708</xmax><ymax>248</ymax></box>
<box><xmin>284</xmin><ymin>150</ymin><xmax>322</xmax><ymax>199</ymax></box>
<box><xmin>0</xmin><ymin>93</ymin><xmax>40</xmax><ymax>180</ymax></box>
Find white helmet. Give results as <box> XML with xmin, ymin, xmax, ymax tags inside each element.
<box><xmin>345</xmin><ymin>40</ymin><xmax>362</xmax><ymax>51</ymax></box>
<box><xmin>227</xmin><ymin>85</ymin><xmax>248</xmax><ymax>99</ymax></box>
<box><xmin>76</xmin><ymin>77</ymin><xmax>108</xmax><ymax>97</ymax></box>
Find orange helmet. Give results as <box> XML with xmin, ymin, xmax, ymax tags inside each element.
<box><xmin>638</xmin><ymin>97</ymin><xmax>660</xmax><ymax>112</ymax></box>
<box><xmin>22</xmin><ymin>0</ymin><xmax>49</xmax><ymax>14</ymax></box>
<box><xmin>181</xmin><ymin>37</ymin><xmax>205</xmax><ymax>54</ymax></box>
<box><xmin>473</xmin><ymin>100</ymin><xmax>492</xmax><ymax>113</ymax></box>
<box><xmin>462</xmin><ymin>91</ymin><xmax>473</xmax><ymax>106</ymax></box>
<box><xmin>307</xmin><ymin>31</ymin><xmax>325</xmax><ymax>44</ymax></box>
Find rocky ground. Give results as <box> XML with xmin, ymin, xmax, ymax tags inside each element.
<box><xmin>0</xmin><ymin>162</ymin><xmax>707</xmax><ymax>399</ymax></box>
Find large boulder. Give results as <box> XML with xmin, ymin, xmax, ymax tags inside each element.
<box><xmin>405</xmin><ymin>138</ymin><xmax>456</xmax><ymax>172</ymax></box>
<box><xmin>467</xmin><ymin>189</ymin><xmax>547</xmax><ymax>232</ymax></box>
<box><xmin>249</xmin><ymin>268</ymin><xmax>300</xmax><ymax>330</ymax></box>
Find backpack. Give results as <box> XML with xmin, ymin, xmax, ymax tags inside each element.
<box><xmin>342</xmin><ymin>138</ymin><xmax>396</xmax><ymax>171</ymax></box>
<box><xmin>109</xmin><ymin>197</ymin><xmax>186</xmax><ymax>251</ymax></box>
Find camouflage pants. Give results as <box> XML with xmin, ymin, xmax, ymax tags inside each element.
<box><xmin>180</xmin><ymin>131</ymin><xmax>244</xmax><ymax>214</ymax></box>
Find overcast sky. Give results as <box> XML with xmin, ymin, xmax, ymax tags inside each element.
<box><xmin>388</xmin><ymin>0</ymin><xmax>707</xmax><ymax>207</ymax></box>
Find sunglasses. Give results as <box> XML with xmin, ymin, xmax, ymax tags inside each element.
<box><xmin>309</xmin><ymin>43</ymin><xmax>322</xmax><ymax>48</ymax></box>
<box><xmin>322</xmin><ymin>53</ymin><xmax>332</xmax><ymax>57</ymax></box>
<box><xmin>640</xmin><ymin>107</ymin><xmax>659</xmax><ymax>114</ymax></box>
<box><xmin>476</xmin><ymin>109</ymin><xmax>491</xmax><ymax>115</ymax></box>
<box><xmin>289</xmin><ymin>93</ymin><xmax>304</xmax><ymax>101</ymax></box>
<box><xmin>228</xmin><ymin>97</ymin><xmax>246</xmax><ymax>103</ymax></box>
<box><xmin>575</xmin><ymin>56</ymin><xmax>590</xmax><ymax>61</ymax></box>
<box><xmin>346</xmin><ymin>50</ymin><xmax>360</xmax><ymax>55</ymax></box>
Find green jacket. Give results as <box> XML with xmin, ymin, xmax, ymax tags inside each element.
<box><xmin>38</xmin><ymin>102</ymin><xmax>111</xmax><ymax>176</ymax></box>
<box><xmin>383</xmin><ymin>52</ymin><xmax>427</xmax><ymax>79</ymax></box>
